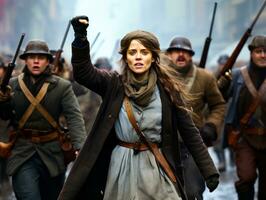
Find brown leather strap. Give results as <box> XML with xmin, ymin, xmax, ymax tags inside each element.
<box><xmin>242</xmin><ymin>127</ymin><xmax>266</xmax><ymax>136</ymax></box>
<box><xmin>18</xmin><ymin>75</ymin><xmax>50</xmax><ymax>129</ymax></box>
<box><xmin>240</xmin><ymin>68</ymin><xmax>266</xmax><ymax>126</ymax></box>
<box><xmin>123</xmin><ymin>96</ymin><xmax>177</xmax><ymax>183</ymax></box>
<box><xmin>240</xmin><ymin>66</ymin><xmax>258</xmax><ymax>98</ymax></box>
<box><xmin>18</xmin><ymin>75</ymin><xmax>59</xmax><ymax>131</ymax></box>
<box><xmin>118</xmin><ymin>140</ymin><xmax>158</xmax><ymax>151</ymax></box>
<box><xmin>18</xmin><ymin>76</ymin><xmax>71</xmax><ymax>150</ymax></box>
<box><xmin>20</xmin><ymin>130</ymin><xmax>59</xmax><ymax>143</ymax></box>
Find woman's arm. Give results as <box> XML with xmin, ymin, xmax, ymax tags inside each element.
<box><xmin>71</xmin><ymin>40</ymin><xmax>112</xmax><ymax>97</ymax></box>
<box><xmin>176</xmin><ymin>108</ymin><xmax>219</xmax><ymax>179</ymax></box>
<box><xmin>70</xmin><ymin>16</ymin><xmax>113</xmax><ymax>97</ymax></box>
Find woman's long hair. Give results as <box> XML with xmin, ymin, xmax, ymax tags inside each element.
<box><xmin>119</xmin><ymin>30</ymin><xmax>191</xmax><ymax>110</ymax></box>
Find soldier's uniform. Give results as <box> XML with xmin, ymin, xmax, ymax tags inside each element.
<box><xmin>224</xmin><ymin>35</ymin><xmax>266</xmax><ymax>200</ymax></box>
<box><xmin>0</xmin><ymin>40</ymin><xmax>86</xmax><ymax>200</ymax></box>
<box><xmin>165</xmin><ymin>37</ymin><xmax>225</xmax><ymax>200</ymax></box>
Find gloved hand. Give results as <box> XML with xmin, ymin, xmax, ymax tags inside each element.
<box><xmin>217</xmin><ymin>70</ymin><xmax>232</xmax><ymax>91</ymax></box>
<box><xmin>71</xmin><ymin>15</ymin><xmax>89</xmax><ymax>39</ymax></box>
<box><xmin>0</xmin><ymin>85</ymin><xmax>12</xmax><ymax>102</ymax></box>
<box><xmin>200</xmin><ymin>123</ymin><xmax>217</xmax><ymax>146</ymax></box>
<box><xmin>206</xmin><ymin>174</ymin><xmax>219</xmax><ymax>192</ymax></box>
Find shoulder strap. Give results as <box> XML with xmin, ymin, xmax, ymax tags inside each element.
<box><xmin>240</xmin><ymin>70</ymin><xmax>266</xmax><ymax>126</ymax></box>
<box><xmin>123</xmin><ymin>96</ymin><xmax>177</xmax><ymax>183</ymax></box>
<box><xmin>18</xmin><ymin>75</ymin><xmax>59</xmax><ymax>131</ymax></box>
<box><xmin>240</xmin><ymin>66</ymin><xmax>258</xmax><ymax>98</ymax></box>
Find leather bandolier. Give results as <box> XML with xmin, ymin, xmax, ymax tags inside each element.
<box><xmin>121</xmin><ymin>96</ymin><xmax>188</xmax><ymax>199</ymax></box>
<box><xmin>228</xmin><ymin>66</ymin><xmax>266</xmax><ymax>147</ymax></box>
<box><xmin>0</xmin><ymin>74</ymin><xmax>75</xmax><ymax>165</ymax></box>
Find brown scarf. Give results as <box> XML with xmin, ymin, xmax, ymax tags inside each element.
<box><xmin>123</xmin><ymin>67</ymin><xmax>157</xmax><ymax>107</ymax></box>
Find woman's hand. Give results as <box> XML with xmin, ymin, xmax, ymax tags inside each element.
<box><xmin>71</xmin><ymin>16</ymin><xmax>89</xmax><ymax>40</ymax></box>
<box><xmin>206</xmin><ymin>174</ymin><xmax>219</xmax><ymax>192</ymax></box>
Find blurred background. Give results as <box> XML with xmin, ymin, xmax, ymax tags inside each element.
<box><xmin>0</xmin><ymin>0</ymin><xmax>265</xmax><ymax>70</ymax></box>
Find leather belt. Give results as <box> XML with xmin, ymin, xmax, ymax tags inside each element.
<box><xmin>19</xmin><ymin>129</ymin><xmax>59</xmax><ymax>143</ymax></box>
<box><xmin>242</xmin><ymin>127</ymin><xmax>266</xmax><ymax>136</ymax></box>
<box><xmin>118</xmin><ymin>140</ymin><xmax>158</xmax><ymax>151</ymax></box>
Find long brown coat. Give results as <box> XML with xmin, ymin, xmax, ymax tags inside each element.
<box><xmin>187</xmin><ymin>66</ymin><xmax>226</xmax><ymax>132</ymax></box>
<box><xmin>58</xmin><ymin>44</ymin><xmax>219</xmax><ymax>200</ymax></box>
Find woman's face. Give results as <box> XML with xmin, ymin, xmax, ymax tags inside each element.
<box><xmin>126</xmin><ymin>39</ymin><xmax>154</xmax><ymax>74</ymax></box>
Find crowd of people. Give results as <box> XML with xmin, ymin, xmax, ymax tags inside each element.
<box><xmin>0</xmin><ymin>15</ymin><xmax>265</xmax><ymax>200</ymax></box>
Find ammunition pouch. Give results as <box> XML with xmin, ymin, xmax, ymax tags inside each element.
<box><xmin>0</xmin><ymin>129</ymin><xmax>76</xmax><ymax>165</ymax></box>
<box><xmin>21</xmin><ymin>129</ymin><xmax>76</xmax><ymax>166</ymax></box>
<box><xmin>227</xmin><ymin>127</ymin><xmax>241</xmax><ymax>149</ymax></box>
<box><xmin>0</xmin><ymin>131</ymin><xmax>17</xmax><ymax>158</ymax></box>
<box><xmin>58</xmin><ymin>131</ymin><xmax>76</xmax><ymax>166</ymax></box>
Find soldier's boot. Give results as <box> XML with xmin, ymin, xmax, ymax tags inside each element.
<box><xmin>235</xmin><ymin>182</ymin><xmax>254</xmax><ymax>200</ymax></box>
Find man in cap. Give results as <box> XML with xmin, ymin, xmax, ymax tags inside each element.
<box><xmin>165</xmin><ymin>36</ymin><xmax>226</xmax><ymax>200</ymax></box>
<box><xmin>215</xmin><ymin>54</ymin><xmax>229</xmax><ymax>78</ymax></box>
<box><xmin>222</xmin><ymin>35</ymin><xmax>266</xmax><ymax>200</ymax></box>
<box><xmin>0</xmin><ymin>59</ymin><xmax>6</xmax><ymax>82</ymax></box>
<box><xmin>213</xmin><ymin>54</ymin><xmax>230</xmax><ymax>172</ymax></box>
<box><xmin>0</xmin><ymin>40</ymin><xmax>86</xmax><ymax>200</ymax></box>
<box><xmin>0</xmin><ymin>58</ymin><xmax>12</xmax><ymax>196</ymax></box>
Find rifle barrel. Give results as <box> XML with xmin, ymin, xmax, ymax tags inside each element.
<box><xmin>218</xmin><ymin>0</ymin><xmax>266</xmax><ymax>79</ymax></box>
<box><xmin>12</xmin><ymin>33</ymin><xmax>25</xmax><ymax>64</ymax></box>
<box><xmin>1</xmin><ymin>33</ymin><xmax>25</xmax><ymax>91</ymax></box>
<box><xmin>250</xmin><ymin>0</ymin><xmax>266</xmax><ymax>30</ymax></box>
<box><xmin>91</xmin><ymin>32</ymin><xmax>101</xmax><ymax>50</ymax></box>
<box><xmin>60</xmin><ymin>21</ymin><xmax>71</xmax><ymax>50</ymax></box>
<box><xmin>199</xmin><ymin>2</ymin><xmax>218</xmax><ymax>68</ymax></box>
<box><xmin>209</xmin><ymin>2</ymin><xmax>217</xmax><ymax>37</ymax></box>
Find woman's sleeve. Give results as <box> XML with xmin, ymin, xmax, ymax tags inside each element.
<box><xmin>71</xmin><ymin>40</ymin><xmax>113</xmax><ymax>97</ymax></box>
<box><xmin>177</xmin><ymin>108</ymin><xmax>219</xmax><ymax>179</ymax></box>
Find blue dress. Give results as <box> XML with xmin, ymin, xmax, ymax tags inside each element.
<box><xmin>103</xmin><ymin>86</ymin><xmax>181</xmax><ymax>200</ymax></box>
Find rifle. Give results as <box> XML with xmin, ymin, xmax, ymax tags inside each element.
<box><xmin>217</xmin><ymin>0</ymin><xmax>266</xmax><ymax>79</ymax></box>
<box><xmin>52</xmin><ymin>20</ymin><xmax>71</xmax><ymax>74</ymax></box>
<box><xmin>0</xmin><ymin>33</ymin><xmax>25</xmax><ymax>93</ymax></box>
<box><xmin>91</xmin><ymin>39</ymin><xmax>105</xmax><ymax>60</ymax></box>
<box><xmin>110</xmin><ymin>39</ymin><xmax>120</xmax><ymax>64</ymax></box>
<box><xmin>90</xmin><ymin>32</ymin><xmax>101</xmax><ymax>50</ymax></box>
<box><xmin>199</xmin><ymin>2</ymin><xmax>217</xmax><ymax>68</ymax></box>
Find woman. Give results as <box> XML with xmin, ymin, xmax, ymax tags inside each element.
<box><xmin>58</xmin><ymin>16</ymin><xmax>219</xmax><ymax>200</ymax></box>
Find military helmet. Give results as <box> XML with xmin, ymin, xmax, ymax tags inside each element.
<box><xmin>217</xmin><ymin>54</ymin><xmax>229</xmax><ymax>65</ymax></box>
<box><xmin>0</xmin><ymin>59</ymin><xmax>6</xmax><ymax>68</ymax></box>
<box><xmin>166</xmin><ymin>36</ymin><xmax>195</xmax><ymax>56</ymax></box>
<box><xmin>248</xmin><ymin>35</ymin><xmax>266</xmax><ymax>51</ymax></box>
<box><xmin>19</xmin><ymin>40</ymin><xmax>53</xmax><ymax>62</ymax></box>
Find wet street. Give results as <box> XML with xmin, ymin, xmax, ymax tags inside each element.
<box><xmin>0</xmin><ymin>148</ymin><xmax>258</xmax><ymax>200</ymax></box>
<box><xmin>203</xmin><ymin>148</ymin><xmax>238</xmax><ymax>200</ymax></box>
<box><xmin>203</xmin><ymin>148</ymin><xmax>258</xmax><ymax>200</ymax></box>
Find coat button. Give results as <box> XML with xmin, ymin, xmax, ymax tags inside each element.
<box><xmin>108</xmin><ymin>114</ymin><xmax>112</xmax><ymax>118</ymax></box>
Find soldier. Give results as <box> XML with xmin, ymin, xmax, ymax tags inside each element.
<box><xmin>0</xmin><ymin>58</ymin><xmax>12</xmax><ymax>197</ymax></box>
<box><xmin>0</xmin><ymin>59</ymin><xmax>6</xmax><ymax>80</ymax></box>
<box><xmin>213</xmin><ymin>54</ymin><xmax>230</xmax><ymax>172</ymax></box>
<box><xmin>221</xmin><ymin>35</ymin><xmax>266</xmax><ymax>200</ymax></box>
<box><xmin>0</xmin><ymin>40</ymin><xmax>86</xmax><ymax>200</ymax></box>
<box><xmin>215</xmin><ymin>54</ymin><xmax>229</xmax><ymax>78</ymax></box>
<box><xmin>165</xmin><ymin>36</ymin><xmax>226</xmax><ymax>200</ymax></box>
